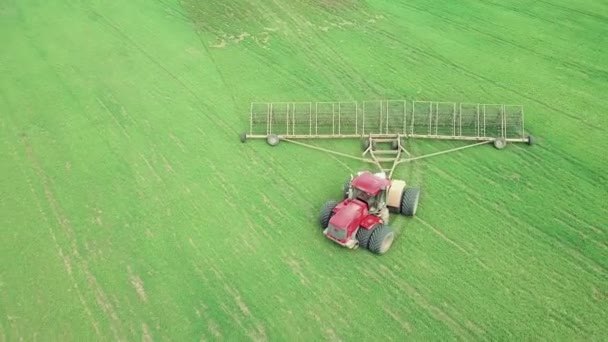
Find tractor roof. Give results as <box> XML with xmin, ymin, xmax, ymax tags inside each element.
<box><xmin>351</xmin><ymin>172</ymin><xmax>391</xmax><ymax>195</ymax></box>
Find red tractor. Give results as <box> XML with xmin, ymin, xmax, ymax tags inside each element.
<box><xmin>319</xmin><ymin>171</ymin><xmax>420</xmax><ymax>255</ymax></box>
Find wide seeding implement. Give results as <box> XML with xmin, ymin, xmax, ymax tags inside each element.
<box><xmin>240</xmin><ymin>99</ymin><xmax>534</xmax><ymax>254</ymax></box>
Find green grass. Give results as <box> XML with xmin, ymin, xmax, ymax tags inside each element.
<box><xmin>1</xmin><ymin>0</ymin><xmax>607</xmax><ymax>340</ymax></box>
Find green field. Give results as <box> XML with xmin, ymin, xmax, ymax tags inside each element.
<box><xmin>1</xmin><ymin>0</ymin><xmax>607</xmax><ymax>340</ymax></box>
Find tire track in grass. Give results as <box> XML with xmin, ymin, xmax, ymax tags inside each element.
<box><xmin>552</xmin><ymin>216</ymin><xmax>607</xmax><ymax>253</ymax></box>
<box><xmin>189</xmin><ymin>127</ymin><xmax>283</xmax><ymax>242</ymax></box>
<box><xmin>88</xmin><ymin>6</ymin><xmax>239</xmax><ymax>138</ymax></box>
<box><xmin>381</xmin><ymin>305</ymin><xmax>412</xmax><ymax>333</ymax></box>
<box><xmin>187</xmin><ymin>241</ymin><xmax>269</xmax><ymax>341</ymax></box>
<box><xmin>302</xmin><ymin>5</ymin><xmax>427</xmax><ymax>97</ymax></box>
<box><xmin>535</xmin><ymin>0</ymin><xmax>608</xmax><ymax>22</ymax></box>
<box><xmin>186</xmin><ymin>15</ymin><xmax>322</xmax><ymax>97</ymax></box>
<box><xmin>424</xmin><ymin>162</ymin><xmax>608</xmax><ymax>283</ymax></box>
<box><xmin>414</xmin><ymin>149</ymin><xmax>600</xmax><ymax>278</ymax></box>
<box><xmin>414</xmin><ymin>141</ymin><xmax>602</xmax><ymax>245</ymax></box>
<box><xmin>414</xmin><ymin>216</ymin><xmax>490</xmax><ymax>270</ymax></box>
<box><xmin>194</xmin><ymin>303</ymin><xmax>223</xmax><ymax>340</ymax></box>
<box><xmin>93</xmin><ymin>2</ymin><xmax>320</xmax><ymax>226</ymax></box>
<box><xmin>193</xmin><ymin>128</ymin><xmax>297</xmax><ymax>233</ymax></box>
<box><xmin>508</xmin><ymin>135</ymin><xmax>607</xmax><ymax>188</ymax></box>
<box><xmin>188</xmin><ymin>6</ymin><xmax>355</xmax><ymax>103</ymax></box>
<box><xmin>211</xmin><ymin>2</ymin><xmax>386</xmax><ymax>210</ymax></box>
<box><xmin>402</xmin><ymin>1</ymin><xmax>608</xmax><ymax>80</ymax></box>
<box><xmin>96</xmin><ymin>97</ymin><xmax>132</xmax><ymax>141</ymax></box>
<box><xmin>506</xmin><ymin>145</ymin><xmax>607</xmax><ymax>233</ymax></box>
<box><xmin>375</xmin><ymin>263</ymin><xmax>479</xmax><ymax>338</ymax></box>
<box><xmin>82</xmin><ymin>12</ymin><xmax>252</xmax><ymax>234</ymax></box>
<box><xmin>273</xmin><ymin>3</ymin><xmax>383</xmax><ymax>97</ymax></box>
<box><xmin>363</xmin><ymin>18</ymin><xmax>606</xmax><ymax>133</ymax></box>
<box><xmin>561</xmin><ymin>211</ymin><xmax>605</xmax><ymax>236</ymax></box>
<box><xmin>19</xmin><ymin>136</ymin><xmax>123</xmax><ymax>339</ymax></box>
<box><xmin>7</xmin><ymin>142</ymin><xmax>102</xmax><ymax>338</ymax></box>
<box><xmin>250</xmin><ymin>0</ymin><xmax>356</xmax><ymax>98</ymax></box>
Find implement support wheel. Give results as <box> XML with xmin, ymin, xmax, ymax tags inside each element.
<box><xmin>527</xmin><ymin>135</ymin><xmax>535</xmax><ymax>145</ymax></box>
<box><xmin>267</xmin><ymin>134</ymin><xmax>280</xmax><ymax>146</ymax></box>
<box><xmin>493</xmin><ymin>138</ymin><xmax>506</xmax><ymax>149</ymax></box>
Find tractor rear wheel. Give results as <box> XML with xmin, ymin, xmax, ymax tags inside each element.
<box><xmin>368</xmin><ymin>224</ymin><xmax>395</xmax><ymax>255</ymax></box>
<box><xmin>356</xmin><ymin>226</ymin><xmax>375</xmax><ymax>249</ymax></box>
<box><xmin>319</xmin><ymin>200</ymin><xmax>338</xmax><ymax>229</ymax></box>
<box><xmin>401</xmin><ymin>187</ymin><xmax>420</xmax><ymax>216</ymax></box>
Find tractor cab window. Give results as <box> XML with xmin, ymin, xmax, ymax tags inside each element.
<box><xmin>354</xmin><ymin>188</ymin><xmax>377</xmax><ymax>211</ymax></box>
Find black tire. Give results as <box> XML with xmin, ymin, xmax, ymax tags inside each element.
<box><xmin>240</xmin><ymin>132</ymin><xmax>247</xmax><ymax>143</ymax></box>
<box><xmin>319</xmin><ymin>200</ymin><xmax>338</xmax><ymax>229</ymax></box>
<box><xmin>493</xmin><ymin>138</ymin><xmax>506</xmax><ymax>149</ymax></box>
<box><xmin>527</xmin><ymin>135</ymin><xmax>535</xmax><ymax>145</ymax></box>
<box><xmin>368</xmin><ymin>224</ymin><xmax>395</xmax><ymax>255</ymax></box>
<box><xmin>401</xmin><ymin>187</ymin><xmax>420</xmax><ymax>216</ymax></box>
<box><xmin>356</xmin><ymin>225</ymin><xmax>375</xmax><ymax>249</ymax></box>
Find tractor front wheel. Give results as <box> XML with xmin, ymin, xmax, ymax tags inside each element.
<box><xmin>368</xmin><ymin>224</ymin><xmax>395</xmax><ymax>255</ymax></box>
<box><xmin>319</xmin><ymin>200</ymin><xmax>338</xmax><ymax>229</ymax></box>
<box><xmin>401</xmin><ymin>187</ymin><xmax>420</xmax><ymax>216</ymax></box>
<box><xmin>356</xmin><ymin>226</ymin><xmax>375</xmax><ymax>249</ymax></box>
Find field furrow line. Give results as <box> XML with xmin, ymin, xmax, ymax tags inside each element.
<box><xmin>414</xmin><ymin>216</ymin><xmax>490</xmax><ymax>270</ymax></box>
<box><xmin>19</xmin><ymin>137</ymin><xmax>123</xmax><ymax>339</ymax></box>
<box><xmin>364</xmin><ymin>21</ymin><xmax>606</xmax><ymax>132</ymax></box>
<box><xmin>260</xmin><ymin>0</ymin><xmax>359</xmax><ymax>97</ymax></box>
<box><xmin>96</xmin><ymin>97</ymin><xmax>132</xmax><ymax>141</ymax></box>
<box><xmin>420</xmin><ymin>143</ymin><xmax>603</xmax><ymax>242</ymax></box>
<box><xmin>88</xmin><ymin>6</ymin><xmax>239</xmax><ymax>137</ymax></box>
<box><xmin>377</xmin><ymin>264</ymin><xmax>480</xmax><ymax>338</ymax></box>
<box><xmin>402</xmin><ymin>1</ymin><xmax>608</xmax><ymax>79</ymax></box>
<box><xmin>381</xmin><ymin>305</ymin><xmax>412</xmax><ymax>332</ymax></box>
<box><xmin>535</xmin><ymin>0</ymin><xmax>608</xmax><ymax>22</ymax></box>
<box><xmin>553</xmin><ymin>217</ymin><xmax>607</xmax><ymax>252</ymax></box>
<box><xmin>561</xmin><ymin>211</ymin><xmax>605</xmax><ymax>236</ymax></box>
<box><xmin>15</xmin><ymin>149</ymin><xmax>102</xmax><ymax>338</ymax></box>
<box><xmin>423</xmin><ymin>163</ymin><xmax>607</xmax><ymax>285</ymax></box>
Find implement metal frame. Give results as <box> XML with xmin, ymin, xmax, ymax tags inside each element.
<box><xmin>243</xmin><ymin>99</ymin><xmax>532</xmax><ymax>178</ymax></box>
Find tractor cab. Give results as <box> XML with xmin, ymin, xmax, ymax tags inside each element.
<box><xmin>349</xmin><ymin>172</ymin><xmax>390</xmax><ymax>214</ymax></box>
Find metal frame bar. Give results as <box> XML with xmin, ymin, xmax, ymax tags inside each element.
<box><xmin>247</xmin><ymin>99</ymin><xmax>527</xmax><ymax>142</ymax></box>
